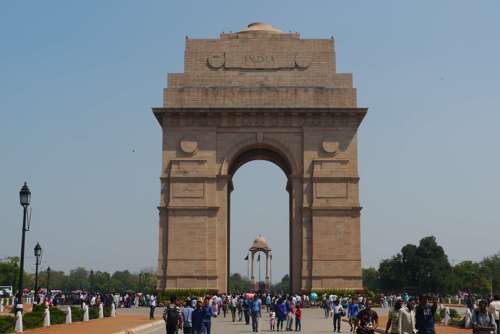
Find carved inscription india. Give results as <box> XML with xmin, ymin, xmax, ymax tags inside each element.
<box><xmin>208</xmin><ymin>52</ymin><xmax>311</xmax><ymax>70</ymax></box>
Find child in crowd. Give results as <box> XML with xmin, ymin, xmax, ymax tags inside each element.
<box><xmin>270</xmin><ymin>309</ymin><xmax>276</xmax><ymax>331</ymax></box>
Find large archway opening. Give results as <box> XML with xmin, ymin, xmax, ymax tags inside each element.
<box><xmin>227</xmin><ymin>147</ymin><xmax>292</xmax><ymax>292</ymax></box>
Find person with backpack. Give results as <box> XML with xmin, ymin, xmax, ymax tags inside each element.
<box><xmin>473</xmin><ymin>300</ymin><xmax>497</xmax><ymax>334</ymax></box>
<box><xmin>356</xmin><ymin>300</ymin><xmax>379</xmax><ymax>334</ymax></box>
<box><xmin>163</xmin><ymin>296</ymin><xmax>181</xmax><ymax>334</ymax></box>
<box><xmin>333</xmin><ymin>299</ymin><xmax>345</xmax><ymax>333</ymax></box>
<box><xmin>415</xmin><ymin>294</ymin><xmax>437</xmax><ymax>334</ymax></box>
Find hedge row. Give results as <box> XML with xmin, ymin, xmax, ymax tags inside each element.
<box><xmin>157</xmin><ymin>289</ymin><xmax>217</xmax><ymax>303</ymax></box>
<box><xmin>0</xmin><ymin>304</ymin><xmax>112</xmax><ymax>334</ymax></box>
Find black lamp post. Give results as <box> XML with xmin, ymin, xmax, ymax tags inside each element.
<box><xmin>16</xmin><ymin>182</ymin><xmax>31</xmax><ymax>312</ymax></box>
<box><xmin>34</xmin><ymin>243</ymin><xmax>42</xmax><ymax>303</ymax></box>
<box><xmin>89</xmin><ymin>270</ymin><xmax>94</xmax><ymax>294</ymax></box>
<box><xmin>47</xmin><ymin>266</ymin><xmax>51</xmax><ymax>295</ymax></box>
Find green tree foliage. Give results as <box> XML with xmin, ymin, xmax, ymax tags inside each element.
<box><xmin>365</xmin><ymin>236</ymin><xmax>500</xmax><ymax>295</ymax></box>
<box><xmin>0</xmin><ymin>257</ymin><xmax>32</xmax><ymax>293</ymax></box>
<box><xmin>228</xmin><ymin>273</ymin><xmax>251</xmax><ymax>293</ymax></box>
<box><xmin>362</xmin><ymin>267</ymin><xmax>381</xmax><ymax>291</ymax></box>
<box><xmin>377</xmin><ymin>236</ymin><xmax>451</xmax><ymax>293</ymax></box>
<box><xmin>0</xmin><ymin>263</ymin><xmax>157</xmax><ymax>294</ymax></box>
<box><xmin>0</xmin><ymin>258</ymin><xmax>20</xmax><ymax>289</ymax></box>
<box><xmin>272</xmin><ymin>274</ymin><xmax>290</xmax><ymax>294</ymax></box>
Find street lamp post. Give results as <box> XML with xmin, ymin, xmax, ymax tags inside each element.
<box><xmin>90</xmin><ymin>270</ymin><xmax>94</xmax><ymax>294</ymax></box>
<box><xmin>34</xmin><ymin>243</ymin><xmax>42</xmax><ymax>303</ymax></box>
<box><xmin>16</xmin><ymin>182</ymin><xmax>31</xmax><ymax>312</ymax></box>
<box><xmin>47</xmin><ymin>266</ymin><xmax>51</xmax><ymax>295</ymax></box>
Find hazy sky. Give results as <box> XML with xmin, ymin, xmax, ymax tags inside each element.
<box><xmin>1</xmin><ymin>1</ymin><xmax>499</xmax><ymax>283</ymax></box>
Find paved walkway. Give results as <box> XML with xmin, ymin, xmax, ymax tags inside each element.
<box><xmin>141</xmin><ymin>307</ymin><xmax>470</xmax><ymax>334</ymax></box>
<box><xmin>23</xmin><ymin>313</ymin><xmax>158</xmax><ymax>334</ymax></box>
<box><xmin>19</xmin><ymin>306</ymin><xmax>470</xmax><ymax>334</ymax></box>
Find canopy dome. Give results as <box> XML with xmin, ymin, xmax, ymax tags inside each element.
<box><xmin>239</xmin><ymin>22</ymin><xmax>283</xmax><ymax>34</ymax></box>
<box><xmin>249</xmin><ymin>235</ymin><xmax>271</xmax><ymax>252</ymax></box>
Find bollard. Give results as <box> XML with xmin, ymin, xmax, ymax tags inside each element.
<box><xmin>43</xmin><ymin>307</ymin><xmax>51</xmax><ymax>327</ymax></box>
<box><xmin>111</xmin><ymin>302</ymin><xmax>116</xmax><ymax>317</ymax></box>
<box><xmin>15</xmin><ymin>311</ymin><xmax>23</xmax><ymax>333</ymax></box>
<box><xmin>66</xmin><ymin>306</ymin><xmax>72</xmax><ymax>324</ymax></box>
<box><xmin>99</xmin><ymin>303</ymin><xmax>104</xmax><ymax>319</ymax></box>
<box><xmin>83</xmin><ymin>304</ymin><xmax>89</xmax><ymax>322</ymax></box>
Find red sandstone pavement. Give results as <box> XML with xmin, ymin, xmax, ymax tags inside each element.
<box><xmin>22</xmin><ymin>314</ymin><xmax>159</xmax><ymax>334</ymax></box>
<box><xmin>376</xmin><ymin>315</ymin><xmax>468</xmax><ymax>334</ymax></box>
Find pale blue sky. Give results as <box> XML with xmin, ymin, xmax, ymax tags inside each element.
<box><xmin>1</xmin><ymin>1</ymin><xmax>499</xmax><ymax>283</ymax></box>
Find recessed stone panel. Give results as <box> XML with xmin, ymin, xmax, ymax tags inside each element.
<box><xmin>315</xmin><ymin>181</ymin><xmax>348</xmax><ymax>199</ymax></box>
<box><xmin>172</xmin><ymin>181</ymin><xmax>205</xmax><ymax>199</ymax></box>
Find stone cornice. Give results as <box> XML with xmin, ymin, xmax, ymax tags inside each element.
<box><xmin>306</xmin><ymin>206</ymin><xmax>363</xmax><ymax>212</ymax></box>
<box><xmin>152</xmin><ymin>107</ymin><xmax>367</xmax><ymax>128</ymax></box>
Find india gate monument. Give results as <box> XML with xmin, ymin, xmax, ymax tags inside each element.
<box><xmin>153</xmin><ymin>23</ymin><xmax>367</xmax><ymax>293</ymax></box>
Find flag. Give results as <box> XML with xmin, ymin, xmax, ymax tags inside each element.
<box><xmin>244</xmin><ymin>254</ymin><xmax>249</xmax><ymax>261</ymax></box>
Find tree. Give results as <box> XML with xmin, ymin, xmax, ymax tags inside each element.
<box><xmin>362</xmin><ymin>267</ymin><xmax>381</xmax><ymax>291</ymax></box>
<box><xmin>37</xmin><ymin>269</ymin><xmax>66</xmax><ymax>291</ymax></box>
<box><xmin>229</xmin><ymin>273</ymin><xmax>251</xmax><ymax>293</ymax></box>
<box><xmin>377</xmin><ymin>236</ymin><xmax>452</xmax><ymax>294</ymax></box>
<box><xmin>0</xmin><ymin>257</ymin><xmax>31</xmax><ymax>294</ymax></box>
<box><xmin>109</xmin><ymin>270</ymin><xmax>137</xmax><ymax>293</ymax></box>
<box><xmin>137</xmin><ymin>269</ymin><xmax>156</xmax><ymax>294</ymax></box>
<box><xmin>66</xmin><ymin>267</ymin><xmax>89</xmax><ymax>291</ymax></box>
<box><xmin>479</xmin><ymin>253</ymin><xmax>500</xmax><ymax>295</ymax></box>
<box><xmin>272</xmin><ymin>275</ymin><xmax>290</xmax><ymax>294</ymax></box>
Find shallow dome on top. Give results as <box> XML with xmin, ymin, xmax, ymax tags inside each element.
<box><xmin>239</xmin><ymin>22</ymin><xmax>283</xmax><ymax>34</ymax></box>
<box><xmin>250</xmin><ymin>234</ymin><xmax>271</xmax><ymax>251</ymax></box>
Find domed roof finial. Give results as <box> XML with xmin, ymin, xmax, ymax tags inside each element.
<box><xmin>239</xmin><ymin>22</ymin><xmax>283</xmax><ymax>34</ymax></box>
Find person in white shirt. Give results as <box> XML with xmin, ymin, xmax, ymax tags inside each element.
<box><xmin>399</xmin><ymin>300</ymin><xmax>416</xmax><ymax>334</ymax></box>
<box><xmin>489</xmin><ymin>295</ymin><xmax>500</xmax><ymax>334</ymax></box>
<box><xmin>149</xmin><ymin>295</ymin><xmax>157</xmax><ymax>320</ymax></box>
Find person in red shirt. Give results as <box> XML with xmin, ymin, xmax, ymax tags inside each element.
<box><xmin>295</xmin><ymin>305</ymin><xmax>302</xmax><ymax>332</ymax></box>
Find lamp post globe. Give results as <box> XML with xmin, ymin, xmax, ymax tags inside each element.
<box><xmin>34</xmin><ymin>243</ymin><xmax>42</xmax><ymax>303</ymax></box>
<box><xmin>34</xmin><ymin>243</ymin><xmax>42</xmax><ymax>257</ymax></box>
<box><xmin>19</xmin><ymin>182</ymin><xmax>31</xmax><ymax>207</ymax></box>
<box><xmin>16</xmin><ymin>182</ymin><xmax>31</xmax><ymax>312</ymax></box>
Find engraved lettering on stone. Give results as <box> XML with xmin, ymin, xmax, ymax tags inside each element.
<box><xmin>244</xmin><ymin>55</ymin><xmax>275</xmax><ymax>65</ymax></box>
<box><xmin>225</xmin><ymin>52</ymin><xmax>295</xmax><ymax>69</ymax></box>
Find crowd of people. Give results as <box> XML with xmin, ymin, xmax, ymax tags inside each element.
<box><xmin>7</xmin><ymin>287</ymin><xmax>500</xmax><ymax>334</ymax></box>
<box><xmin>159</xmin><ymin>293</ymin><xmax>306</xmax><ymax>334</ymax></box>
<box><xmin>155</xmin><ymin>292</ymin><xmax>500</xmax><ymax>334</ymax></box>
